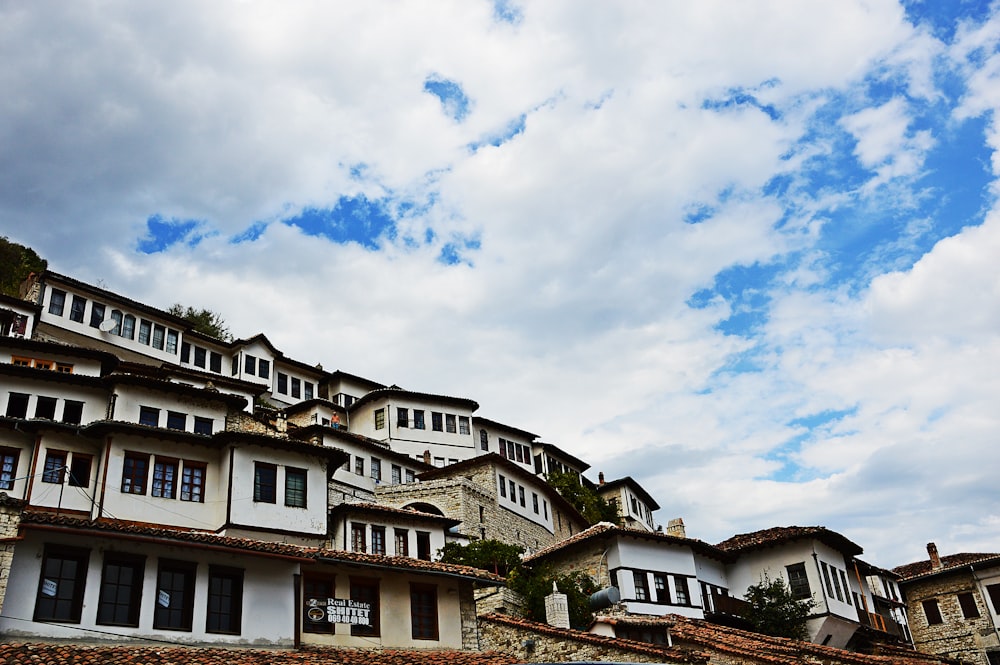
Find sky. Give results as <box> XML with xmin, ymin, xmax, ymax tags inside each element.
<box><xmin>2</xmin><ymin>0</ymin><xmax>1000</xmax><ymax>568</ymax></box>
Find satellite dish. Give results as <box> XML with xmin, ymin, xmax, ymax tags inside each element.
<box><xmin>98</xmin><ymin>319</ymin><xmax>117</xmax><ymax>333</ymax></box>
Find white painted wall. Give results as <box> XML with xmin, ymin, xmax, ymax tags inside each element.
<box><xmin>493</xmin><ymin>471</ymin><xmax>554</xmax><ymax>533</ymax></box>
<box><xmin>0</xmin><ymin>531</ymin><xmax>299</xmax><ymax>646</ymax></box>
<box><xmin>352</xmin><ymin>396</ymin><xmax>477</xmax><ymax>464</ymax></box>
<box><xmin>228</xmin><ymin>445</ymin><xmax>328</xmax><ymax>536</ymax></box>
<box><xmin>609</xmin><ymin>538</ymin><xmax>704</xmax><ymax>619</ymax></box>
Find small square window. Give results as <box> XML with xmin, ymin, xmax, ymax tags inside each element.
<box><xmin>193</xmin><ymin>416</ymin><xmax>212</xmax><ymax>435</ymax></box>
<box><xmin>181</xmin><ymin>462</ymin><xmax>205</xmax><ymax>502</ymax></box>
<box><xmin>194</xmin><ymin>347</ymin><xmax>207</xmax><ymax>368</ymax></box>
<box><xmin>139</xmin><ymin>406</ymin><xmax>159</xmax><ymax>427</ymax></box>
<box><xmin>258</xmin><ymin>359</ymin><xmax>270</xmax><ymax>379</ymax></box>
<box><xmin>923</xmin><ymin>598</ymin><xmax>943</xmax><ymax>625</ymax></box>
<box><xmin>413</xmin><ymin>410</ymin><xmax>425</xmax><ymax>429</ymax></box>
<box><xmin>34</xmin><ymin>396</ymin><xmax>58</xmax><ymax>420</ymax></box>
<box><xmin>152</xmin><ymin>458</ymin><xmax>178</xmax><ymax>499</ymax></box>
<box><xmin>42</xmin><ymin>450</ymin><xmax>66</xmax><ymax>483</ymax></box>
<box><xmin>89</xmin><ymin>302</ymin><xmax>106</xmax><ymax>328</ymax></box>
<box><xmin>6</xmin><ymin>392</ymin><xmax>29</xmax><ymax>418</ymax></box>
<box><xmin>48</xmin><ymin>289</ymin><xmax>66</xmax><ymax>316</ymax></box>
<box><xmin>62</xmin><ymin>400</ymin><xmax>84</xmax><ymax>424</ymax></box>
<box><xmin>209</xmin><ymin>352</ymin><xmax>222</xmax><ymax>373</ymax></box>
<box><xmin>285</xmin><ymin>467</ymin><xmax>307</xmax><ymax>507</ymax></box>
<box><xmin>122</xmin><ymin>453</ymin><xmax>149</xmax><ymax>495</ymax></box>
<box><xmin>431</xmin><ymin>412</ymin><xmax>443</xmax><ymax>431</ymax></box>
<box><xmin>68</xmin><ymin>455</ymin><xmax>92</xmax><ymax>487</ymax></box>
<box><xmin>166</xmin><ymin>411</ymin><xmax>187</xmax><ymax>431</ymax></box>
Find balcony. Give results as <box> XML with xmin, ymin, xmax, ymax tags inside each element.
<box><xmin>857</xmin><ymin>609</ymin><xmax>907</xmax><ymax>641</ymax></box>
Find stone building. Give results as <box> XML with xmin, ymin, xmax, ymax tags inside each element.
<box><xmin>894</xmin><ymin>543</ymin><xmax>1000</xmax><ymax>665</ymax></box>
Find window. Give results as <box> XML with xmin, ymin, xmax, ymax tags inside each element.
<box><xmin>285</xmin><ymin>467</ymin><xmax>307</xmax><ymax>507</ymax></box>
<box><xmin>532</xmin><ymin>492</ymin><xmax>539</xmax><ymax>514</ymax></box>
<box><xmin>959</xmin><ymin>592</ymin><xmax>981</xmax><ymax>619</ymax></box>
<box><xmin>110</xmin><ymin>310</ymin><xmax>123</xmax><ymax>335</ymax></box>
<box><xmin>498</xmin><ymin>474</ymin><xmax>507</xmax><ymax>498</ymax></box>
<box><xmin>6</xmin><ymin>392</ymin><xmax>29</xmax><ymax>418</ymax></box>
<box><xmin>838</xmin><ymin>570</ymin><xmax>852</xmax><ymax>605</ymax></box>
<box><xmin>674</xmin><ymin>576</ymin><xmax>690</xmax><ymax>605</ymax></box>
<box><xmin>291</xmin><ymin>377</ymin><xmax>301</xmax><ymax>399</ymax></box>
<box><xmin>509</xmin><ymin>480</ymin><xmax>516</xmax><ymax>502</ymax></box>
<box><xmin>831</xmin><ymin>565</ymin><xmax>844</xmax><ymax>601</ymax></box>
<box><xmin>822</xmin><ymin>561</ymin><xmax>835</xmax><ymax>598</ymax></box>
<box><xmin>253</xmin><ymin>463</ymin><xmax>276</xmax><ymax>503</ymax></box>
<box><xmin>166</xmin><ymin>411</ymin><xmax>186</xmax><ymax>431</ymax></box>
<box><xmin>152</xmin><ymin>324</ymin><xmax>165</xmax><ymax>350</ymax></box>
<box><xmin>48</xmin><ymin>289</ymin><xmax>66</xmax><ymax>315</ymax></box>
<box><xmin>0</xmin><ymin>447</ymin><xmax>18</xmax><ymax>490</ymax></box>
<box><xmin>391</xmin><ymin>464</ymin><xmax>402</xmax><ymax>484</ymax></box>
<box><xmin>397</xmin><ymin>407</ymin><xmax>408</xmax><ymax>428</ymax></box>
<box><xmin>445</xmin><ymin>414</ymin><xmax>456</xmax><ymax>433</ymax></box>
<box><xmin>304</xmin><ymin>382</ymin><xmax>313</xmax><ymax>399</ymax></box>
<box><xmin>350</xmin><ymin>577</ymin><xmax>380</xmax><ymax>637</ymax></box>
<box><xmin>395</xmin><ymin>529</ymin><xmax>409</xmax><ymax>556</ymax></box>
<box><xmin>374</xmin><ymin>408</ymin><xmax>385</xmax><ymax>429</ymax></box>
<box><xmin>518</xmin><ymin>486</ymin><xmax>525</xmax><ymax>507</ymax></box>
<box><xmin>154</xmin><ymin>560</ymin><xmax>196</xmax><ymax>631</ymax></box>
<box><xmin>97</xmin><ymin>553</ymin><xmax>144</xmax><ymax>627</ymax></box>
<box><xmin>34</xmin><ymin>395</ymin><xmax>57</xmax><ymax>420</ymax></box>
<box><xmin>416</xmin><ymin>531</ymin><xmax>431</xmax><ymax>561</ymax></box>
<box><xmin>351</xmin><ymin>523</ymin><xmax>366</xmax><ymax>552</ymax></box>
<box><xmin>405</xmin><ymin>469</ymin><xmax>415</xmax><ymax>483</ymax></box>
<box><xmin>633</xmin><ymin>571</ymin><xmax>649</xmax><ymax>601</ymax></box>
<box><xmin>786</xmin><ymin>563</ymin><xmax>811</xmax><ymax>600</ymax></box>
<box><xmin>413</xmin><ymin>410</ymin><xmax>425</xmax><ymax>429</ymax></box>
<box><xmin>458</xmin><ymin>416</ymin><xmax>470</xmax><ymax>434</ymax></box>
<box><xmin>68</xmin><ymin>454</ymin><xmax>91</xmax><ymax>487</ymax></box>
<box><xmin>244</xmin><ymin>354</ymin><xmax>256</xmax><ymax>375</ymax></box>
<box><xmin>206</xmin><ymin>566</ymin><xmax>243</xmax><ymax>634</ymax></box>
<box><xmin>138</xmin><ymin>406</ymin><xmax>159</xmax><ymax>427</ymax></box>
<box><xmin>303</xmin><ymin>576</ymin><xmax>334</xmax><ymax>634</ymax></box>
<box><xmin>410</xmin><ymin>584</ymin><xmax>439</xmax><ymax>640</ymax></box>
<box><xmin>277</xmin><ymin>372</ymin><xmax>288</xmax><ymax>394</ymax></box>
<box><xmin>138</xmin><ymin>319</ymin><xmax>151</xmax><ymax>344</ymax></box>
<box><xmin>354</xmin><ymin>456</ymin><xmax>364</xmax><ymax>476</ymax></box>
<box><xmin>62</xmin><ymin>400</ymin><xmax>84</xmax><ymax>425</ymax></box>
<box><xmin>34</xmin><ymin>545</ymin><xmax>89</xmax><ymax>623</ymax></box>
<box><xmin>431</xmin><ymin>412</ymin><xmax>443</xmax><ymax>431</ymax></box>
<box><xmin>654</xmin><ymin>574</ymin><xmax>670</xmax><ymax>603</ymax></box>
<box><xmin>152</xmin><ymin>458</ymin><xmax>178</xmax><ymax>499</ymax></box>
<box><xmin>193</xmin><ymin>416</ymin><xmax>212</xmax><ymax>435</ymax></box>
<box><xmin>923</xmin><ymin>598</ymin><xmax>943</xmax><ymax>625</ymax></box>
<box><xmin>121</xmin><ymin>452</ymin><xmax>149</xmax><ymax>494</ymax></box>
<box><xmin>181</xmin><ymin>462</ymin><xmax>205</xmax><ymax>502</ymax></box>
<box><xmin>371</xmin><ymin>526</ymin><xmax>386</xmax><ymax>555</ymax></box>
<box><xmin>180</xmin><ymin>342</ymin><xmax>191</xmax><ymax>363</ymax></box>
<box><xmin>70</xmin><ymin>296</ymin><xmax>86</xmax><ymax>323</ymax></box>
<box><xmin>209</xmin><ymin>352</ymin><xmax>221</xmax><ymax>373</ymax></box>
<box><xmin>165</xmin><ymin>330</ymin><xmax>178</xmax><ymax>354</ymax></box>
<box><xmin>370</xmin><ymin>458</ymin><xmax>382</xmax><ymax>483</ymax></box>
<box><xmin>42</xmin><ymin>450</ymin><xmax>66</xmax><ymax>483</ymax></box>
<box><xmin>195</xmin><ymin>347</ymin><xmax>207</xmax><ymax>368</ymax></box>
<box><xmin>121</xmin><ymin>314</ymin><xmax>135</xmax><ymax>339</ymax></box>
<box><xmin>258</xmin><ymin>359</ymin><xmax>269</xmax><ymax>379</ymax></box>
<box><xmin>90</xmin><ymin>302</ymin><xmax>106</xmax><ymax>328</ymax></box>
<box><xmin>987</xmin><ymin>584</ymin><xmax>1000</xmax><ymax>615</ymax></box>
<box><xmin>543</xmin><ymin>500</ymin><xmax>548</xmax><ymax>519</ymax></box>
<box><xmin>480</xmin><ymin>429</ymin><xmax>488</xmax><ymax>450</ymax></box>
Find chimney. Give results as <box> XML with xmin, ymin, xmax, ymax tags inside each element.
<box><xmin>598</xmin><ymin>472</ymin><xmax>605</xmax><ymax>485</ymax></box>
<box><xmin>275</xmin><ymin>412</ymin><xmax>287</xmax><ymax>433</ymax></box>
<box><xmin>927</xmin><ymin>542</ymin><xmax>943</xmax><ymax>570</ymax></box>
<box><xmin>666</xmin><ymin>517</ymin><xmax>686</xmax><ymax>539</ymax></box>
<box><xmin>544</xmin><ymin>581</ymin><xmax>570</xmax><ymax>629</ymax></box>
<box><xmin>423</xmin><ymin>450</ymin><xmax>432</xmax><ymax>465</ymax></box>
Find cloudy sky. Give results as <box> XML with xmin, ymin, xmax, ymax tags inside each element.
<box><xmin>3</xmin><ymin>0</ymin><xmax>999</xmax><ymax>567</ymax></box>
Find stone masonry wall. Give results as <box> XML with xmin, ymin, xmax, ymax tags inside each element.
<box><xmin>0</xmin><ymin>495</ymin><xmax>24</xmax><ymax>615</ymax></box>
<box><xmin>904</xmin><ymin>571</ymin><xmax>1000</xmax><ymax>665</ymax></box>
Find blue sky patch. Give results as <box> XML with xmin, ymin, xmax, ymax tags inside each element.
<box><xmin>702</xmin><ymin>87</ymin><xmax>781</xmax><ymax>121</ymax></box>
<box><xmin>231</xmin><ymin>221</ymin><xmax>268</xmax><ymax>244</ymax></box>
<box><xmin>492</xmin><ymin>0</ymin><xmax>522</xmax><ymax>24</ymax></box>
<box><xmin>424</xmin><ymin>75</ymin><xmax>471</xmax><ymax>122</ymax></box>
<box><xmin>137</xmin><ymin>215</ymin><xmax>203</xmax><ymax>254</ymax></box>
<box><xmin>438</xmin><ymin>234</ymin><xmax>481</xmax><ymax>266</ymax></box>
<box><xmin>283</xmin><ymin>195</ymin><xmax>396</xmax><ymax>250</ymax></box>
<box><xmin>469</xmin><ymin>113</ymin><xmax>527</xmax><ymax>151</ymax></box>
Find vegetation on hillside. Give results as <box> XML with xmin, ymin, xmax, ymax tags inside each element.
<box><xmin>546</xmin><ymin>471</ymin><xmax>620</xmax><ymax>525</ymax></box>
<box><xmin>741</xmin><ymin>574</ymin><xmax>817</xmax><ymax>640</ymax></box>
<box><xmin>168</xmin><ymin>304</ymin><xmax>232</xmax><ymax>341</ymax></box>
<box><xmin>0</xmin><ymin>236</ymin><xmax>47</xmax><ymax>298</ymax></box>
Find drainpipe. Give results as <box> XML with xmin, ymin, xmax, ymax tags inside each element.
<box><xmin>293</xmin><ymin>572</ymin><xmax>301</xmax><ymax>649</ymax></box>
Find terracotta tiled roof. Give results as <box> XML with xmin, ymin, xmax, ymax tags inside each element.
<box><xmin>480</xmin><ymin>613</ymin><xmax>705</xmax><ymax>663</ymax></box>
<box><xmin>330</xmin><ymin>501</ymin><xmax>461</xmax><ymax>527</ymax></box>
<box><xmin>660</xmin><ymin>614</ymin><xmax>959</xmax><ymax>665</ymax></box>
<box><xmin>0</xmin><ymin>643</ymin><xmax>518</xmax><ymax>665</ymax></box>
<box><xmin>524</xmin><ymin>522</ymin><xmax>730</xmax><ymax>564</ymax></box>
<box><xmin>20</xmin><ymin>511</ymin><xmax>317</xmax><ymax>560</ymax></box>
<box><xmin>0</xmin><ymin>490</ymin><xmax>25</xmax><ymax>508</ymax></box>
<box><xmin>893</xmin><ymin>552</ymin><xmax>1000</xmax><ymax>581</ymax></box>
<box><xmin>471</xmin><ymin>416</ymin><xmax>538</xmax><ymax>440</ymax></box>
<box><xmin>715</xmin><ymin>525</ymin><xmax>863</xmax><ymax>556</ymax></box>
<box><xmin>314</xmin><ymin>547</ymin><xmax>505</xmax><ymax>584</ymax></box>
<box><xmin>350</xmin><ymin>387</ymin><xmax>479</xmax><ymax>413</ymax></box>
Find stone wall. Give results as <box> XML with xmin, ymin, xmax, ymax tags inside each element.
<box><xmin>0</xmin><ymin>494</ymin><xmax>24</xmax><ymax>615</ymax></box>
<box><xmin>478</xmin><ymin>614</ymin><xmax>705</xmax><ymax>664</ymax></box>
<box><xmin>475</xmin><ymin>586</ymin><xmax>526</xmax><ymax>617</ymax></box>
<box><xmin>460</xmin><ymin>582</ymin><xmax>481</xmax><ymax>650</ymax></box>
<box><xmin>903</xmin><ymin>571</ymin><xmax>1000</xmax><ymax>665</ymax></box>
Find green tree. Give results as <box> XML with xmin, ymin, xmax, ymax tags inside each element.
<box><xmin>0</xmin><ymin>236</ymin><xmax>47</xmax><ymax>298</ymax></box>
<box><xmin>168</xmin><ymin>304</ymin><xmax>231</xmax><ymax>341</ymax></box>
<box><xmin>741</xmin><ymin>573</ymin><xmax>817</xmax><ymax>640</ymax></box>
<box><xmin>438</xmin><ymin>539</ymin><xmax>524</xmax><ymax>577</ymax></box>
<box><xmin>546</xmin><ymin>471</ymin><xmax>620</xmax><ymax>525</ymax></box>
<box><xmin>508</xmin><ymin>566</ymin><xmax>599</xmax><ymax>630</ymax></box>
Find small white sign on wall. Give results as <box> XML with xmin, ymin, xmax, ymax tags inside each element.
<box><xmin>158</xmin><ymin>590</ymin><xmax>171</xmax><ymax>608</ymax></box>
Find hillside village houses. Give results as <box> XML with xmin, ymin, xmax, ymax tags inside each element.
<box><xmin>0</xmin><ymin>269</ymin><xmax>987</xmax><ymax>663</ymax></box>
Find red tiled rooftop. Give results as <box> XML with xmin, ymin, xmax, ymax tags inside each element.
<box><xmin>524</xmin><ymin>522</ymin><xmax>729</xmax><ymax>564</ymax></box>
<box><xmin>893</xmin><ymin>552</ymin><xmax>1000</xmax><ymax>580</ymax></box>
<box><xmin>715</xmin><ymin>525</ymin><xmax>863</xmax><ymax>556</ymax></box>
<box><xmin>0</xmin><ymin>643</ymin><xmax>518</xmax><ymax>665</ymax></box>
